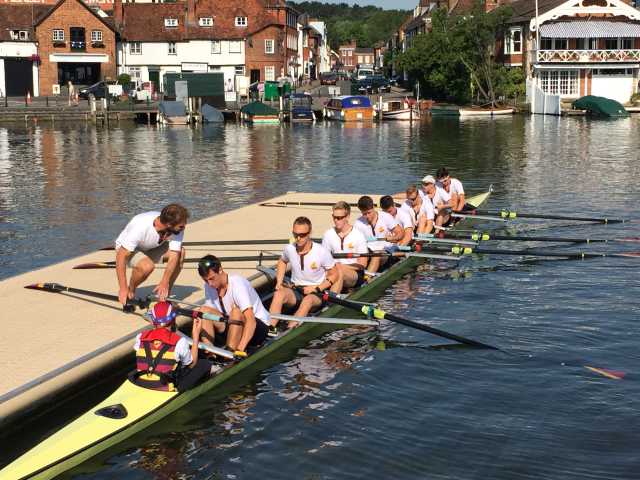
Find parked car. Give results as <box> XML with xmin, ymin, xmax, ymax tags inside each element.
<box><xmin>78</xmin><ymin>81</ymin><xmax>121</xmax><ymax>100</ymax></box>
<box><xmin>356</xmin><ymin>75</ymin><xmax>391</xmax><ymax>94</ymax></box>
<box><xmin>320</xmin><ymin>72</ymin><xmax>337</xmax><ymax>85</ymax></box>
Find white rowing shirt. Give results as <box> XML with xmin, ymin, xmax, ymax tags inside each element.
<box><xmin>400</xmin><ymin>201</ymin><xmax>418</xmax><ymax>227</ymax></box>
<box><xmin>281</xmin><ymin>242</ymin><xmax>336</xmax><ymax>286</ymax></box>
<box><xmin>450</xmin><ymin>178</ymin><xmax>464</xmax><ymax>195</ymax></box>
<box><xmin>433</xmin><ymin>186</ymin><xmax>451</xmax><ymax>206</ymax></box>
<box><xmin>354</xmin><ymin>210</ymin><xmax>399</xmax><ymax>250</ymax></box>
<box><xmin>393</xmin><ymin>207</ymin><xmax>414</xmax><ymax>231</ymax></box>
<box><xmin>322</xmin><ymin>227</ymin><xmax>368</xmax><ymax>265</ymax></box>
<box><xmin>115</xmin><ymin>211</ymin><xmax>184</xmax><ymax>252</ymax></box>
<box><xmin>204</xmin><ymin>275</ymin><xmax>270</xmax><ymax>325</ymax></box>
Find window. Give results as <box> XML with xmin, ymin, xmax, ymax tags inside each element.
<box><xmin>622</xmin><ymin>37</ymin><xmax>633</xmax><ymax>49</ymax></box>
<box><xmin>168</xmin><ymin>42</ymin><xmax>177</xmax><ymax>55</ymax></box>
<box><xmin>504</xmin><ymin>27</ymin><xmax>522</xmax><ymax>54</ymax></box>
<box><xmin>165</xmin><ymin>18</ymin><xmax>178</xmax><ymax>27</ymax></box>
<box><xmin>265</xmin><ymin>39</ymin><xmax>275</xmax><ymax>54</ymax></box>
<box><xmin>554</xmin><ymin>38</ymin><xmax>568</xmax><ymax>50</ymax></box>
<box><xmin>199</xmin><ymin>17</ymin><xmax>213</xmax><ymax>27</ymax></box>
<box><xmin>130</xmin><ymin>42</ymin><xmax>141</xmax><ymax>54</ymax></box>
<box><xmin>211</xmin><ymin>40</ymin><xmax>221</xmax><ymax>54</ymax></box>
<box><xmin>235</xmin><ymin>16</ymin><xmax>247</xmax><ymax>27</ymax></box>
<box><xmin>235</xmin><ymin>65</ymin><xmax>245</xmax><ymax>75</ymax></box>
<box><xmin>265</xmin><ymin>65</ymin><xmax>275</xmax><ymax>81</ymax></box>
<box><xmin>540</xmin><ymin>70</ymin><xmax>578</xmax><ymax>96</ymax></box>
<box><xmin>91</xmin><ymin>30</ymin><xmax>102</xmax><ymax>42</ymax></box>
<box><xmin>540</xmin><ymin>37</ymin><xmax>552</xmax><ymax>50</ymax></box>
<box><xmin>53</xmin><ymin>29</ymin><xmax>64</xmax><ymax>41</ymax></box>
<box><xmin>347</xmin><ymin>50</ymin><xmax>352</xmax><ymax>56</ymax></box>
<box><xmin>128</xmin><ymin>66</ymin><xmax>141</xmax><ymax>80</ymax></box>
<box><xmin>229</xmin><ymin>40</ymin><xmax>242</xmax><ymax>53</ymax></box>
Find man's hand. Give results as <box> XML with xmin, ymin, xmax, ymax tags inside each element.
<box><xmin>192</xmin><ymin>318</ymin><xmax>202</xmax><ymax>338</ymax></box>
<box><xmin>275</xmin><ymin>282</ymin><xmax>283</xmax><ymax>291</ymax></box>
<box><xmin>302</xmin><ymin>285</ymin><xmax>318</xmax><ymax>295</ymax></box>
<box><xmin>153</xmin><ymin>281</ymin><xmax>170</xmax><ymax>301</ymax></box>
<box><xmin>119</xmin><ymin>287</ymin><xmax>133</xmax><ymax>305</ymax></box>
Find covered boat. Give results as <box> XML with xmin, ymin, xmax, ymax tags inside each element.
<box><xmin>572</xmin><ymin>95</ymin><xmax>628</xmax><ymax>118</ymax></box>
<box><xmin>158</xmin><ymin>101</ymin><xmax>189</xmax><ymax>125</ymax></box>
<box><xmin>324</xmin><ymin>95</ymin><xmax>374</xmax><ymax>122</ymax></box>
<box><xmin>284</xmin><ymin>93</ymin><xmax>314</xmax><ymax>122</ymax></box>
<box><xmin>377</xmin><ymin>98</ymin><xmax>421</xmax><ymax>120</ymax></box>
<box><xmin>201</xmin><ymin>104</ymin><xmax>224</xmax><ymax>123</ymax></box>
<box><xmin>240</xmin><ymin>101</ymin><xmax>280</xmax><ymax>124</ymax></box>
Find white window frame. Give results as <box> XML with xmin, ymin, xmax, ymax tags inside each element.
<box><xmin>504</xmin><ymin>27</ymin><xmax>522</xmax><ymax>54</ymax></box>
<box><xmin>18</xmin><ymin>30</ymin><xmax>28</xmax><ymax>40</ymax></box>
<box><xmin>235</xmin><ymin>16</ymin><xmax>247</xmax><ymax>27</ymax></box>
<box><xmin>128</xmin><ymin>66</ymin><xmax>141</xmax><ymax>80</ymax></box>
<box><xmin>265</xmin><ymin>65</ymin><xmax>275</xmax><ymax>81</ymax></box>
<box><xmin>168</xmin><ymin>42</ymin><xmax>177</xmax><ymax>55</ymax></box>
<box><xmin>235</xmin><ymin>65</ymin><xmax>245</xmax><ymax>75</ymax></box>
<box><xmin>53</xmin><ymin>29</ymin><xmax>65</xmax><ymax>41</ymax></box>
<box><xmin>229</xmin><ymin>40</ymin><xmax>242</xmax><ymax>53</ymax></box>
<box><xmin>165</xmin><ymin>18</ymin><xmax>178</xmax><ymax>28</ymax></box>
<box><xmin>199</xmin><ymin>17</ymin><xmax>213</xmax><ymax>27</ymax></box>
<box><xmin>540</xmin><ymin>70</ymin><xmax>578</xmax><ymax>96</ymax></box>
<box><xmin>265</xmin><ymin>39</ymin><xmax>275</xmax><ymax>54</ymax></box>
<box><xmin>91</xmin><ymin>30</ymin><xmax>102</xmax><ymax>43</ymax></box>
<box><xmin>211</xmin><ymin>40</ymin><xmax>221</xmax><ymax>54</ymax></box>
<box><xmin>130</xmin><ymin>42</ymin><xmax>142</xmax><ymax>55</ymax></box>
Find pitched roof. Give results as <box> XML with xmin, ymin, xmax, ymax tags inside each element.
<box><xmin>35</xmin><ymin>0</ymin><xmax>115</xmax><ymax>31</ymax></box>
<box><xmin>508</xmin><ymin>0</ymin><xmax>567</xmax><ymax>23</ymax></box>
<box><xmin>0</xmin><ymin>4</ymin><xmax>52</xmax><ymax>41</ymax></box>
<box><xmin>403</xmin><ymin>12</ymin><xmax>429</xmax><ymax>32</ymax></box>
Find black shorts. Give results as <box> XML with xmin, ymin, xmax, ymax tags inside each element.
<box><xmin>213</xmin><ymin>318</ymin><xmax>269</xmax><ymax>348</ymax></box>
<box><xmin>354</xmin><ymin>269</ymin><xmax>366</xmax><ymax>288</ymax></box>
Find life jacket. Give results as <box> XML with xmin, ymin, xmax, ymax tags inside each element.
<box><xmin>130</xmin><ymin>328</ymin><xmax>182</xmax><ymax>391</ymax></box>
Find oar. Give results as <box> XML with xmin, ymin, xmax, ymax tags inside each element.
<box><xmin>413</xmin><ymin>234</ymin><xmax>478</xmax><ymax>246</ymax></box>
<box><xmin>460</xmin><ymin>209</ymin><xmax>627</xmax><ymax>224</ymax></box>
<box><xmin>24</xmin><ymin>283</ymin><xmax>234</xmax><ymax>359</ymax></box>
<box><xmin>423</xmin><ymin>245</ymin><xmax>640</xmax><ymax>260</ymax></box>
<box><xmin>98</xmin><ymin>238</ymin><xmax>323</xmax><ymax>251</ymax></box>
<box><xmin>320</xmin><ymin>291</ymin><xmax>498</xmax><ymax>350</ymax></box>
<box><xmin>439</xmin><ymin>231</ymin><xmax>640</xmax><ymax>245</ymax></box>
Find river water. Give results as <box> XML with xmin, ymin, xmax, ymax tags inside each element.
<box><xmin>1</xmin><ymin>116</ymin><xmax>640</xmax><ymax>479</ymax></box>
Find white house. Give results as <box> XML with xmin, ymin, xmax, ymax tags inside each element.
<box><xmin>309</xmin><ymin>20</ymin><xmax>330</xmax><ymax>74</ymax></box>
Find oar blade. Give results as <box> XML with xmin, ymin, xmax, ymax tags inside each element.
<box><xmin>73</xmin><ymin>262</ymin><xmax>115</xmax><ymax>269</ymax></box>
<box><xmin>24</xmin><ymin>283</ymin><xmax>65</xmax><ymax>293</ymax></box>
<box><xmin>584</xmin><ymin>366</ymin><xmax>626</xmax><ymax>380</ymax></box>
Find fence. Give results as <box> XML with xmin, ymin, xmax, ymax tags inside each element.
<box><xmin>527</xmin><ymin>78</ymin><xmax>560</xmax><ymax>115</ymax></box>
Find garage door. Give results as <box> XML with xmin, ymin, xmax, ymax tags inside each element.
<box><xmin>4</xmin><ymin>58</ymin><xmax>33</xmax><ymax>96</ymax></box>
<box><xmin>591</xmin><ymin>69</ymin><xmax>635</xmax><ymax>104</ymax></box>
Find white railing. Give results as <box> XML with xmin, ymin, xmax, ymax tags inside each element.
<box><xmin>537</xmin><ymin>49</ymin><xmax>640</xmax><ymax>63</ymax></box>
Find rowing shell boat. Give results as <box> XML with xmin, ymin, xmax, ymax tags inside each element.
<box><xmin>0</xmin><ymin>190</ymin><xmax>491</xmax><ymax>480</ymax></box>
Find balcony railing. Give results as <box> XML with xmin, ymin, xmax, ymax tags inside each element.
<box><xmin>537</xmin><ymin>49</ymin><xmax>640</xmax><ymax>63</ymax></box>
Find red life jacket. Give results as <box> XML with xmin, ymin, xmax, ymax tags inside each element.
<box><xmin>131</xmin><ymin>328</ymin><xmax>182</xmax><ymax>391</ymax></box>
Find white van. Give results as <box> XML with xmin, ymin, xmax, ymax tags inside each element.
<box><xmin>356</xmin><ymin>68</ymin><xmax>374</xmax><ymax>80</ymax></box>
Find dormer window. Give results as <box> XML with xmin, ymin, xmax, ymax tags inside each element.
<box><xmin>10</xmin><ymin>30</ymin><xmax>29</xmax><ymax>40</ymax></box>
<box><xmin>235</xmin><ymin>16</ymin><xmax>247</xmax><ymax>27</ymax></box>
<box><xmin>199</xmin><ymin>17</ymin><xmax>213</xmax><ymax>27</ymax></box>
<box><xmin>165</xmin><ymin>18</ymin><xmax>178</xmax><ymax>28</ymax></box>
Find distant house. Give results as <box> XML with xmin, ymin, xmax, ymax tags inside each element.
<box><xmin>355</xmin><ymin>47</ymin><xmax>374</xmax><ymax>68</ymax></box>
<box><xmin>338</xmin><ymin>40</ymin><xmax>356</xmax><ymax>72</ymax></box>
<box><xmin>504</xmin><ymin>0</ymin><xmax>640</xmax><ymax>104</ymax></box>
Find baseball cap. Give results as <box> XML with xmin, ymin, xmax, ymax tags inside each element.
<box><xmin>421</xmin><ymin>175</ymin><xmax>435</xmax><ymax>184</ymax></box>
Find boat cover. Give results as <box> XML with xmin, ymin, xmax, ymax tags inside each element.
<box><xmin>202</xmin><ymin>103</ymin><xmax>224</xmax><ymax>122</ymax></box>
<box><xmin>241</xmin><ymin>101</ymin><xmax>278</xmax><ymax>115</ymax></box>
<box><xmin>159</xmin><ymin>101</ymin><xmax>187</xmax><ymax>117</ymax></box>
<box><xmin>572</xmin><ymin>95</ymin><xmax>629</xmax><ymax>118</ymax></box>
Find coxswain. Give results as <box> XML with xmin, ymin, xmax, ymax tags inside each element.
<box><xmin>197</xmin><ymin>255</ymin><xmax>270</xmax><ymax>357</ymax></box>
<box><xmin>420</xmin><ymin>175</ymin><xmax>451</xmax><ymax>228</ymax></box>
<box><xmin>131</xmin><ymin>301</ymin><xmax>214</xmax><ymax>392</ymax></box>
<box><xmin>436</xmin><ymin>167</ymin><xmax>466</xmax><ymax>212</ymax></box>
<box><xmin>379</xmin><ymin>195</ymin><xmax>414</xmax><ymax>246</ymax></box>
<box><xmin>115</xmin><ymin>204</ymin><xmax>188</xmax><ymax>306</ymax></box>
<box><xmin>270</xmin><ymin>216</ymin><xmax>341</xmax><ymax>329</ymax></box>
<box><xmin>321</xmin><ymin>201</ymin><xmax>369</xmax><ymax>291</ymax></box>
<box><xmin>354</xmin><ymin>195</ymin><xmax>403</xmax><ymax>273</ymax></box>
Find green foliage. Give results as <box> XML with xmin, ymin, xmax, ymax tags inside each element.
<box><xmin>117</xmin><ymin>73</ymin><xmax>131</xmax><ymax>86</ymax></box>
<box><xmin>290</xmin><ymin>1</ymin><xmax>410</xmax><ymax>49</ymax></box>
<box><xmin>493</xmin><ymin>66</ymin><xmax>525</xmax><ymax>101</ymax></box>
<box><xmin>397</xmin><ymin>3</ymin><xmax>514</xmax><ymax>106</ymax></box>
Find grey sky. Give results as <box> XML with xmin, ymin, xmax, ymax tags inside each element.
<box><xmin>291</xmin><ymin>0</ymin><xmax>416</xmax><ymax>11</ymax></box>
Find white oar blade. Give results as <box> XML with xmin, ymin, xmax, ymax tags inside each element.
<box><xmin>272</xmin><ymin>313</ymin><xmax>378</xmax><ymax>326</ymax></box>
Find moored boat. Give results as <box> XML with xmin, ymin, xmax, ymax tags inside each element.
<box><xmin>158</xmin><ymin>101</ymin><xmax>189</xmax><ymax>125</ymax></box>
<box><xmin>240</xmin><ymin>101</ymin><xmax>280</xmax><ymax>124</ymax></box>
<box><xmin>377</xmin><ymin>98</ymin><xmax>421</xmax><ymax>121</ymax></box>
<box><xmin>284</xmin><ymin>93</ymin><xmax>314</xmax><ymax>122</ymax></box>
<box><xmin>431</xmin><ymin>104</ymin><xmax>514</xmax><ymax>117</ymax></box>
<box><xmin>323</xmin><ymin>96</ymin><xmax>374</xmax><ymax>122</ymax></box>
<box><xmin>0</xmin><ymin>191</ymin><xmax>490</xmax><ymax>480</ymax></box>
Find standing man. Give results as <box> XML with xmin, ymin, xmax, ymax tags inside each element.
<box><xmin>197</xmin><ymin>255</ymin><xmax>270</xmax><ymax>357</ymax></box>
<box><xmin>270</xmin><ymin>216</ymin><xmax>341</xmax><ymax>329</ymax></box>
<box><xmin>379</xmin><ymin>195</ymin><xmax>414</xmax><ymax>246</ymax></box>
<box><xmin>354</xmin><ymin>195</ymin><xmax>403</xmax><ymax>273</ymax></box>
<box><xmin>322</xmin><ymin>201</ymin><xmax>369</xmax><ymax>291</ymax></box>
<box><xmin>115</xmin><ymin>203</ymin><xmax>188</xmax><ymax>306</ymax></box>
<box><xmin>436</xmin><ymin>167</ymin><xmax>466</xmax><ymax>212</ymax></box>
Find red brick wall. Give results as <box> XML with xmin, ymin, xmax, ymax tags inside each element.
<box><xmin>246</xmin><ymin>24</ymin><xmax>285</xmax><ymax>81</ymax></box>
<box><xmin>36</xmin><ymin>0</ymin><xmax>115</xmax><ymax>95</ymax></box>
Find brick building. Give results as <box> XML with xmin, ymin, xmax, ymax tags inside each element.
<box><xmin>36</xmin><ymin>0</ymin><xmax>116</xmax><ymax>95</ymax></box>
<box><xmin>338</xmin><ymin>40</ymin><xmax>356</xmax><ymax>71</ymax></box>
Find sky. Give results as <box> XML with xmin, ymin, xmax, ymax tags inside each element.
<box><xmin>291</xmin><ymin>0</ymin><xmax>416</xmax><ymax>11</ymax></box>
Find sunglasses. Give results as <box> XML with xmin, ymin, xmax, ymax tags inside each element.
<box><xmin>292</xmin><ymin>231</ymin><xmax>310</xmax><ymax>239</ymax></box>
<box><xmin>198</xmin><ymin>259</ymin><xmax>220</xmax><ymax>276</ymax></box>
<box><xmin>332</xmin><ymin>214</ymin><xmax>347</xmax><ymax>220</ymax></box>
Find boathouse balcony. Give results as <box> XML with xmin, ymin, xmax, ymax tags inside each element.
<box><xmin>537</xmin><ymin>48</ymin><xmax>640</xmax><ymax>63</ymax></box>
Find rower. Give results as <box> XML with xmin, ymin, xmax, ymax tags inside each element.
<box><xmin>321</xmin><ymin>201</ymin><xmax>369</xmax><ymax>291</ymax></box>
<box><xmin>270</xmin><ymin>216</ymin><xmax>341</xmax><ymax>329</ymax></box>
<box><xmin>131</xmin><ymin>301</ymin><xmax>214</xmax><ymax>392</ymax></box>
<box><xmin>436</xmin><ymin>167</ymin><xmax>466</xmax><ymax>212</ymax></box>
<box><xmin>354</xmin><ymin>195</ymin><xmax>403</xmax><ymax>273</ymax></box>
<box><xmin>115</xmin><ymin>204</ymin><xmax>188</xmax><ymax>306</ymax></box>
<box><xmin>379</xmin><ymin>195</ymin><xmax>413</xmax><ymax>246</ymax></box>
<box><xmin>197</xmin><ymin>255</ymin><xmax>270</xmax><ymax>358</ymax></box>
<box><xmin>420</xmin><ymin>175</ymin><xmax>451</xmax><ymax>228</ymax></box>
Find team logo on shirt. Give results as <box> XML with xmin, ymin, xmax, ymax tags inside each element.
<box><xmin>311</xmin><ymin>261</ymin><xmax>318</xmax><ymax>269</ymax></box>
<box><xmin>378</xmin><ymin>226</ymin><xmax>385</xmax><ymax>233</ymax></box>
<box><xmin>347</xmin><ymin>243</ymin><xmax>354</xmax><ymax>249</ymax></box>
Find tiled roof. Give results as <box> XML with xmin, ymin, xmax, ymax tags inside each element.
<box><xmin>355</xmin><ymin>47</ymin><xmax>374</xmax><ymax>54</ymax></box>
<box><xmin>403</xmin><ymin>12</ymin><xmax>429</xmax><ymax>32</ymax></box>
<box><xmin>0</xmin><ymin>4</ymin><xmax>52</xmax><ymax>41</ymax></box>
<box><xmin>35</xmin><ymin>0</ymin><xmax>115</xmax><ymax>31</ymax></box>
<box><xmin>508</xmin><ymin>0</ymin><xmax>567</xmax><ymax>23</ymax></box>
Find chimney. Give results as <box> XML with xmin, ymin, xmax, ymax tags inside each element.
<box><xmin>113</xmin><ymin>0</ymin><xmax>123</xmax><ymax>31</ymax></box>
<box><xmin>187</xmin><ymin>0</ymin><xmax>196</xmax><ymax>26</ymax></box>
